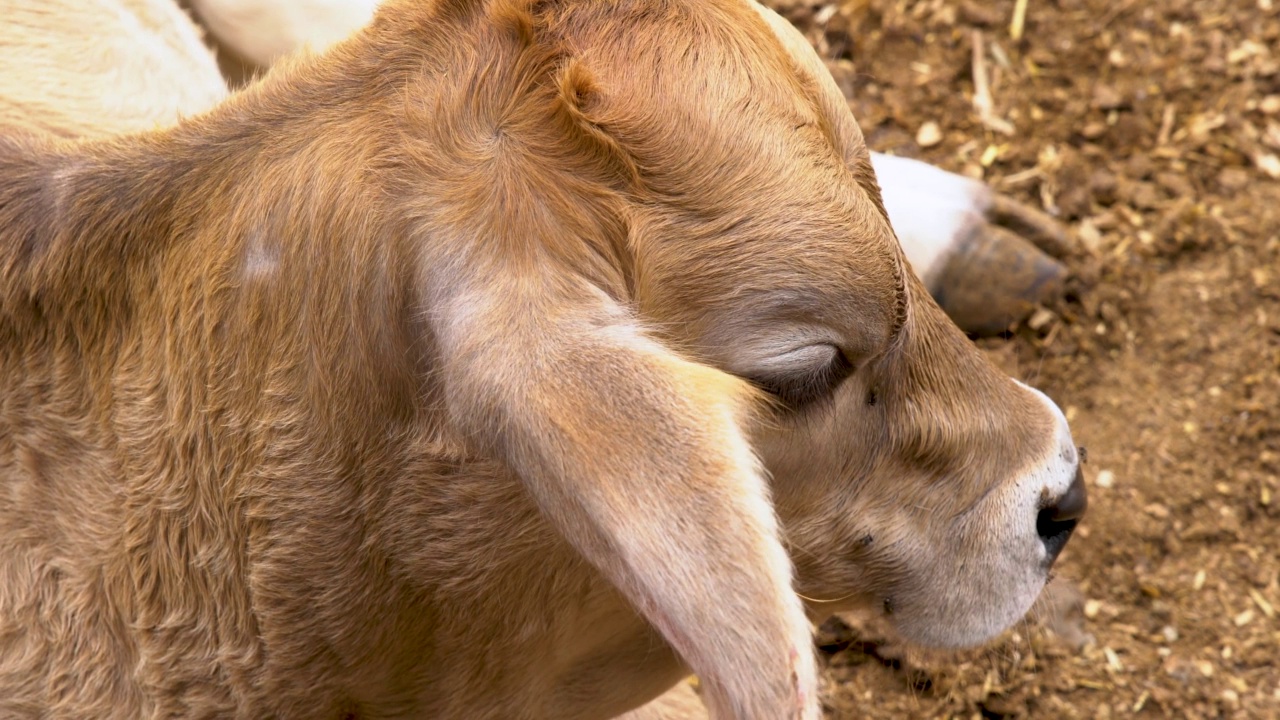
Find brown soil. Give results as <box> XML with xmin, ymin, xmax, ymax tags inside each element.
<box><xmin>772</xmin><ymin>0</ymin><xmax>1280</xmax><ymax>717</ymax></box>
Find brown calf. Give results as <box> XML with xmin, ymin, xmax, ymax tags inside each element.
<box><xmin>0</xmin><ymin>0</ymin><xmax>1084</xmax><ymax>717</ymax></box>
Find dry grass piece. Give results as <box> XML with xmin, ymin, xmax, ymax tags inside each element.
<box><xmin>971</xmin><ymin>31</ymin><xmax>1015</xmax><ymax>136</ymax></box>
<box><xmin>1011</xmin><ymin>0</ymin><xmax>1029</xmax><ymax>41</ymax></box>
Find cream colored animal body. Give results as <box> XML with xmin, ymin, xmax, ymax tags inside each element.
<box><xmin>0</xmin><ymin>1</ymin><xmax>1085</xmax><ymax>718</ymax></box>
<box><xmin>0</xmin><ymin>0</ymin><xmax>226</xmax><ymax>137</ymax></box>
<box><xmin>188</xmin><ymin>0</ymin><xmax>379</xmax><ymax>65</ymax></box>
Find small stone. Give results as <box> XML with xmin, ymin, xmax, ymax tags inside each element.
<box><xmin>1084</xmin><ymin>599</ymin><xmax>1102</xmax><ymax>619</ymax></box>
<box><xmin>1081</xmin><ymin>121</ymin><xmax>1108</xmax><ymax>139</ymax></box>
<box><xmin>1193</xmin><ymin>569</ymin><xmax>1207</xmax><ymax>590</ymax></box>
<box><xmin>916</xmin><ymin>121</ymin><xmax>943</xmax><ymax>148</ymax></box>
<box><xmin>1160</xmin><ymin>625</ymin><xmax>1179</xmax><ymax>642</ymax></box>
<box><xmin>1261</xmin><ymin>95</ymin><xmax>1280</xmax><ymax>115</ymax></box>
<box><xmin>1196</xmin><ymin>660</ymin><xmax>1215</xmax><ymax>677</ymax></box>
<box><xmin>1092</xmin><ymin>84</ymin><xmax>1125</xmax><ymax>110</ymax></box>
<box><xmin>1095</xmin><ymin>469</ymin><xmax>1116</xmax><ymax>488</ymax></box>
<box><xmin>1078</xmin><ymin>221</ymin><xmax>1103</xmax><ymax>253</ymax></box>
<box><xmin>1234</xmin><ymin>609</ymin><xmax>1255</xmax><ymax>627</ymax></box>
<box><xmin>1027</xmin><ymin>307</ymin><xmax>1057</xmax><ymax>331</ymax></box>
<box><xmin>1145</xmin><ymin>503</ymin><xmax>1171</xmax><ymax>519</ymax></box>
<box><xmin>1256</xmin><ymin>153</ymin><xmax>1280</xmax><ymax>179</ymax></box>
<box><xmin>1222</xmin><ymin>689</ymin><xmax>1240</xmax><ymax>709</ymax></box>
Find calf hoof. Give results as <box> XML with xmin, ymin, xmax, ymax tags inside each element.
<box><xmin>929</xmin><ymin>224</ymin><xmax>1067</xmax><ymax>336</ymax></box>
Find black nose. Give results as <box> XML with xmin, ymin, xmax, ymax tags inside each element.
<box><xmin>1037</xmin><ymin>465</ymin><xmax>1087</xmax><ymax>564</ymax></box>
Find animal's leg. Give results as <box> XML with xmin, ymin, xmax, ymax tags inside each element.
<box><xmin>869</xmin><ymin>151</ymin><xmax>1073</xmax><ymax>335</ymax></box>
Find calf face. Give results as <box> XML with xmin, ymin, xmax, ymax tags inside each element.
<box><xmin>486</xmin><ymin>0</ymin><xmax>1085</xmax><ymax>648</ymax></box>
<box><xmin>733</xmin><ymin>2</ymin><xmax>1087</xmax><ymax>647</ymax></box>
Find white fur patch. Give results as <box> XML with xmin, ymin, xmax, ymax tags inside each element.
<box><xmin>242</xmin><ymin>231</ymin><xmax>279</xmax><ymax>281</ymax></box>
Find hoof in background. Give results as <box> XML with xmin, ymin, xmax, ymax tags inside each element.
<box><xmin>930</xmin><ymin>225</ymin><xmax>1068</xmax><ymax>336</ymax></box>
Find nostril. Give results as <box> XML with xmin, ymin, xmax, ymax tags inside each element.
<box><xmin>1038</xmin><ymin>465</ymin><xmax>1087</xmax><ymax>563</ymax></box>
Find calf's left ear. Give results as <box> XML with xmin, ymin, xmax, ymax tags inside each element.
<box><xmin>427</xmin><ymin>262</ymin><xmax>820</xmax><ymax>719</ymax></box>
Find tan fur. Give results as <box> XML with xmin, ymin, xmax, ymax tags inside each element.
<box><xmin>0</xmin><ymin>0</ymin><xmax>1081</xmax><ymax>718</ymax></box>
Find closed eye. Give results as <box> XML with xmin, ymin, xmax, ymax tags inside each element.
<box><xmin>746</xmin><ymin>344</ymin><xmax>854</xmax><ymax>409</ymax></box>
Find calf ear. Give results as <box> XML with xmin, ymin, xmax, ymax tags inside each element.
<box><xmin>430</xmin><ymin>268</ymin><xmax>819</xmax><ymax>719</ymax></box>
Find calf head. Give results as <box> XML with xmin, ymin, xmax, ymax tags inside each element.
<box><xmin>394</xmin><ymin>0</ymin><xmax>1085</xmax><ymax>713</ymax></box>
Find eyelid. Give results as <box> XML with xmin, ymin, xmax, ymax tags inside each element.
<box><xmin>762</xmin><ymin>344</ymin><xmax>840</xmax><ymax>373</ymax></box>
<box><xmin>746</xmin><ymin>343</ymin><xmax>854</xmax><ymax>409</ymax></box>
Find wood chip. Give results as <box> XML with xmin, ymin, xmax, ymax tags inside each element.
<box><xmin>1103</xmin><ymin>646</ymin><xmax>1123</xmax><ymax>671</ymax></box>
<box><xmin>980</xmin><ymin>144</ymin><xmax>1001</xmax><ymax>166</ymax></box>
<box><xmin>1077</xmin><ymin>679</ymin><xmax>1113</xmax><ymax>690</ymax></box>
<box><xmin>1157</xmin><ymin>104</ymin><xmax>1177</xmax><ymax>145</ymax></box>
<box><xmin>1248</xmin><ymin>588</ymin><xmax>1275</xmax><ymax>617</ymax></box>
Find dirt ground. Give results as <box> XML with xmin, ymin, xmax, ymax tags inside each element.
<box><xmin>769</xmin><ymin>0</ymin><xmax>1280</xmax><ymax>717</ymax></box>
